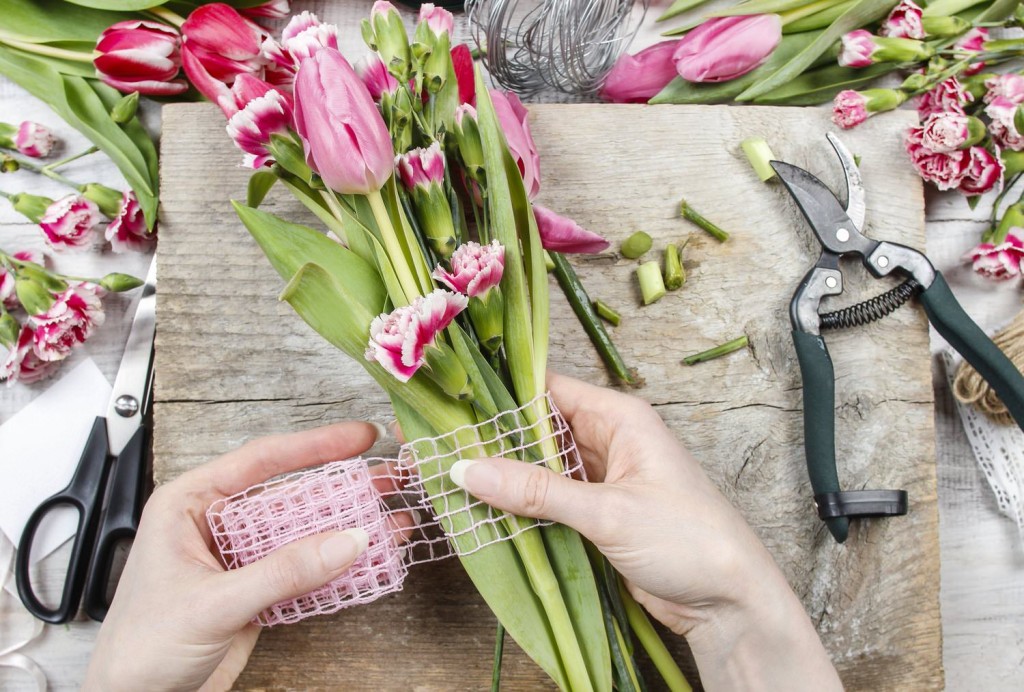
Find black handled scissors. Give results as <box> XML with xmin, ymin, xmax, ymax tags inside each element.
<box><xmin>771</xmin><ymin>135</ymin><xmax>1024</xmax><ymax>544</ymax></box>
<box><xmin>16</xmin><ymin>259</ymin><xmax>156</xmax><ymax>623</ymax></box>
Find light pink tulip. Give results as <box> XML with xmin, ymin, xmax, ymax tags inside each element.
<box><xmin>964</xmin><ymin>232</ymin><xmax>1023</xmax><ymax>280</ymax></box>
<box><xmin>838</xmin><ymin>30</ymin><xmax>878</xmax><ymax>68</ymax></box>
<box><xmin>490</xmin><ymin>90</ymin><xmax>541</xmax><ymax>199</ymax></box>
<box><xmin>229</xmin><ymin>73</ymin><xmax>278</xmax><ymax>112</ymax></box>
<box><xmin>984</xmin><ymin>73</ymin><xmax>1024</xmax><ymax>105</ymax></box>
<box><xmin>985</xmin><ymin>96</ymin><xmax>1024</xmax><ymax>151</ymax></box>
<box><xmin>419</xmin><ymin>4</ymin><xmax>454</xmax><ymax>36</ymax></box>
<box><xmin>433</xmin><ymin>241</ymin><xmax>505</xmax><ymax>298</ymax></box>
<box><xmin>105</xmin><ymin>191</ymin><xmax>155</xmax><ymax>253</ymax></box>
<box><xmin>14</xmin><ymin>122</ymin><xmax>56</xmax><ymax>158</ymax></box>
<box><xmin>364</xmin><ymin>289</ymin><xmax>468</xmax><ymax>382</ymax></box>
<box><xmin>227</xmin><ymin>88</ymin><xmax>294</xmax><ymax>168</ymax></box>
<box><xmin>94</xmin><ymin>20</ymin><xmax>188</xmax><ymax>97</ymax></box>
<box><xmin>293</xmin><ymin>48</ymin><xmax>394</xmax><ymax>195</ymax></box>
<box><xmin>396</xmin><ymin>142</ymin><xmax>446</xmax><ymax>191</ymax></box>
<box><xmin>355</xmin><ymin>53</ymin><xmax>400</xmax><ymax>101</ymax></box>
<box><xmin>532</xmin><ymin>205</ymin><xmax>610</xmax><ymax>255</ymax></box>
<box><xmin>261</xmin><ymin>11</ymin><xmax>338</xmax><ymax>76</ymax></box>
<box><xmin>39</xmin><ymin>195</ymin><xmax>101</xmax><ymax>250</ymax></box>
<box><xmin>879</xmin><ymin>0</ymin><xmax>924</xmax><ymax>39</ymax></box>
<box><xmin>599</xmin><ymin>40</ymin><xmax>680</xmax><ymax>103</ymax></box>
<box><xmin>673</xmin><ymin>15</ymin><xmax>781</xmax><ymax>83</ymax></box>
<box><xmin>30</xmin><ymin>282</ymin><xmax>105</xmax><ymax>362</ymax></box>
<box><xmin>917</xmin><ymin>76</ymin><xmax>972</xmax><ymax>117</ymax></box>
<box><xmin>241</xmin><ymin>0</ymin><xmax>291</xmax><ymax>19</ymax></box>
<box><xmin>905</xmin><ymin>128</ymin><xmax>969</xmax><ymax>191</ymax></box>
<box><xmin>1</xmin><ymin>326</ymin><xmax>60</xmax><ymax>385</ymax></box>
<box><xmin>832</xmin><ymin>90</ymin><xmax>869</xmax><ymax>129</ymax></box>
<box><xmin>0</xmin><ymin>250</ymin><xmax>43</xmax><ymax>309</ymax></box>
<box><xmin>958</xmin><ymin>146</ymin><xmax>1004</xmax><ymax>196</ymax></box>
<box><xmin>181</xmin><ymin>3</ymin><xmax>269</xmax><ymax>116</ymax></box>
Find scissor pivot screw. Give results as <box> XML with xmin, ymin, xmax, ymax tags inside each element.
<box><xmin>836</xmin><ymin>228</ymin><xmax>850</xmax><ymax>242</ymax></box>
<box><xmin>877</xmin><ymin>255</ymin><xmax>889</xmax><ymax>268</ymax></box>
<box><xmin>114</xmin><ymin>395</ymin><xmax>139</xmax><ymax>417</ymax></box>
<box><xmin>825</xmin><ymin>277</ymin><xmax>838</xmax><ymax>289</ymax></box>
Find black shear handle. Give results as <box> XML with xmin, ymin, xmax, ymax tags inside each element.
<box><xmin>16</xmin><ymin>417</ymin><xmax>112</xmax><ymax>624</ymax></box>
<box><xmin>920</xmin><ymin>272</ymin><xmax>1024</xmax><ymax>430</ymax></box>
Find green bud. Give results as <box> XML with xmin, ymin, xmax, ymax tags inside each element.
<box><xmin>11</xmin><ymin>192</ymin><xmax>54</xmax><ymax>223</ymax></box>
<box><xmin>900</xmin><ymin>73</ymin><xmax>929</xmax><ymax>91</ymax></box>
<box><xmin>2</xmin><ymin>155</ymin><xmax>19</xmax><ymax>173</ymax></box>
<box><xmin>370</xmin><ymin>4</ymin><xmax>412</xmax><ymax>82</ymax></box>
<box><xmin>360</xmin><ymin>17</ymin><xmax>377</xmax><ymax>50</ymax></box>
<box><xmin>921</xmin><ymin>15</ymin><xmax>970</xmax><ymax>37</ymax></box>
<box><xmin>965</xmin><ymin>116</ymin><xmax>988</xmax><ymax>148</ymax></box>
<box><xmin>82</xmin><ymin>183</ymin><xmax>123</xmax><ymax>217</ymax></box>
<box><xmin>871</xmin><ymin>36</ymin><xmax>935</xmax><ymax>65</ymax></box>
<box><xmin>413</xmin><ymin>21</ymin><xmax>451</xmax><ymax>95</ymax></box>
<box><xmin>15</xmin><ymin>277</ymin><xmax>53</xmax><ymax>316</ymax></box>
<box><xmin>0</xmin><ymin>312</ymin><xmax>20</xmax><ymax>348</ymax></box>
<box><xmin>468</xmin><ymin>289</ymin><xmax>504</xmax><ymax>354</ymax></box>
<box><xmin>412</xmin><ymin>184</ymin><xmax>457</xmax><ymax>258</ymax></box>
<box><xmin>267</xmin><ymin>133</ymin><xmax>314</xmax><ymax>184</ymax></box>
<box><xmin>1015</xmin><ymin>107</ymin><xmax>1024</xmax><ymax>139</ymax></box>
<box><xmin>423</xmin><ymin>341</ymin><xmax>473</xmax><ymax>400</ymax></box>
<box><xmin>111</xmin><ymin>91</ymin><xmax>140</xmax><ymax>124</ymax></box>
<box><xmin>1003</xmin><ymin>149</ymin><xmax>1024</xmax><ymax>177</ymax></box>
<box><xmin>995</xmin><ymin>202</ymin><xmax>1024</xmax><ymax>243</ymax></box>
<box><xmin>963</xmin><ymin>72</ymin><xmax>997</xmax><ymax>101</ymax></box>
<box><xmin>0</xmin><ymin>122</ymin><xmax>15</xmax><ymax>149</ymax></box>
<box><xmin>99</xmin><ymin>272</ymin><xmax>144</xmax><ymax>292</ymax></box>
<box><xmin>453</xmin><ymin>109</ymin><xmax>485</xmax><ymax>182</ymax></box>
<box><xmin>861</xmin><ymin>88</ymin><xmax>907</xmax><ymax>114</ymax></box>
<box><xmin>620</xmin><ymin>231</ymin><xmax>652</xmax><ymax>259</ymax></box>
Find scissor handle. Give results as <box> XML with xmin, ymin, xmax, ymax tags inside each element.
<box><xmin>16</xmin><ymin>417</ymin><xmax>112</xmax><ymax>624</ymax></box>
<box><xmin>920</xmin><ymin>272</ymin><xmax>1024</xmax><ymax>430</ymax></box>
<box><xmin>83</xmin><ymin>424</ymin><xmax>150</xmax><ymax>621</ymax></box>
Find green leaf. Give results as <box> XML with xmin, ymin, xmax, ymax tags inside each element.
<box><xmin>736</xmin><ymin>0</ymin><xmax>899</xmax><ymax>101</ymax></box>
<box><xmin>657</xmin><ymin>0</ymin><xmax>713</xmax><ymax>22</ymax></box>
<box><xmin>751</xmin><ymin>62</ymin><xmax>897</xmax><ymax>105</ymax></box>
<box><xmin>709</xmin><ymin>0</ymin><xmax>820</xmax><ymax>16</ymax></box>
<box><xmin>62</xmin><ymin>0</ymin><xmax>168</xmax><ymax>8</ymax></box>
<box><xmin>976</xmin><ymin>0</ymin><xmax>1020</xmax><ymax>21</ymax></box>
<box><xmin>783</xmin><ymin>0</ymin><xmax>857</xmax><ymax>32</ymax></box>
<box><xmin>247</xmin><ymin>170</ymin><xmax>278</xmax><ymax>208</ymax></box>
<box><xmin>0</xmin><ymin>0</ymin><xmax>131</xmax><ymax>42</ymax></box>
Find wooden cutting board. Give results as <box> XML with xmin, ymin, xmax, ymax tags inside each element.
<box><xmin>156</xmin><ymin>102</ymin><xmax>941</xmax><ymax>690</ymax></box>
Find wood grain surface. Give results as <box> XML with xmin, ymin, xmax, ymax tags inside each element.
<box><xmin>156</xmin><ymin>102</ymin><xmax>941</xmax><ymax>690</ymax></box>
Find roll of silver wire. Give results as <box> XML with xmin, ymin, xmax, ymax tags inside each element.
<box><xmin>465</xmin><ymin>0</ymin><xmax>649</xmax><ymax>96</ymax></box>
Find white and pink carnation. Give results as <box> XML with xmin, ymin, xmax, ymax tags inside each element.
<box><xmin>879</xmin><ymin>0</ymin><xmax>924</xmax><ymax>39</ymax></box>
<box><xmin>918</xmin><ymin>112</ymin><xmax>971</xmax><ymax>153</ymax></box>
<box><xmin>226</xmin><ymin>88</ymin><xmax>294</xmax><ymax>168</ymax></box>
<box><xmin>0</xmin><ymin>250</ymin><xmax>44</xmax><ymax>309</ymax></box>
<box><xmin>956</xmin><ymin>28</ymin><xmax>989</xmax><ymax>75</ymax></box>
<box><xmin>14</xmin><ymin>121</ymin><xmax>57</xmax><ymax>158</ymax></box>
<box><xmin>39</xmin><ymin>195</ymin><xmax>101</xmax><ymax>250</ymax></box>
<box><xmin>984</xmin><ymin>73</ymin><xmax>1024</xmax><ymax>105</ymax></box>
<box><xmin>985</xmin><ymin>96</ymin><xmax>1024</xmax><ymax>151</ymax></box>
<box><xmin>1</xmin><ymin>326</ymin><xmax>60</xmax><ymax>385</ymax></box>
<box><xmin>105</xmin><ymin>191</ymin><xmax>155</xmax><ymax>253</ymax></box>
<box><xmin>418</xmin><ymin>3</ymin><xmax>454</xmax><ymax>36</ymax></box>
<box><xmin>261</xmin><ymin>11</ymin><xmax>338</xmax><ymax>74</ymax></box>
<box><xmin>29</xmin><ymin>282</ymin><xmax>105</xmax><ymax>361</ymax></box>
<box><xmin>433</xmin><ymin>240</ymin><xmax>505</xmax><ymax>298</ymax></box>
<box><xmin>917</xmin><ymin>76</ymin><xmax>972</xmax><ymax>117</ymax></box>
<box><xmin>905</xmin><ymin>128</ymin><xmax>968</xmax><ymax>191</ymax></box>
<box><xmin>832</xmin><ymin>89</ymin><xmax>869</xmax><ymax>129</ymax></box>
<box><xmin>364</xmin><ymin>289</ymin><xmax>468</xmax><ymax>382</ymax></box>
<box><xmin>838</xmin><ymin>30</ymin><xmax>877</xmax><ymax>68</ymax></box>
<box><xmin>355</xmin><ymin>53</ymin><xmax>399</xmax><ymax>101</ymax></box>
<box><xmin>396</xmin><ymin>142</ymin><xmax>446</xmax><ymax>191</ymax></box>
<box><xmin>964</xmin><ymin>232</ymin><xmax>1024</xmax><ymax>280</ymax></box>
<box><xmin>958</xmin><ymin>146</ymin><xmax>1004</xmax><ymax>196</ymax></box>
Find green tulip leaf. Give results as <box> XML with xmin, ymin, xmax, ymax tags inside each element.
<box><xmin>246</xmin><ymin>170</ymin><xmax>278</xmax><ymax>208</ymax></box>
<box><xmin>0</xmin><ymin>0</ymin><xmax>130</xmax><ymax>42</ymax></box>
<box><xmin>657</xmin><ymin>0</ymin><xmax>714</xmax><ymax>22</ymax></box>
<box><xmin>752</xmin><ymin>62</ymin><xmax>897</xmax><ymax>105</ymax></box>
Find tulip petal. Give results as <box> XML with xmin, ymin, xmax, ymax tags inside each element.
<box><xmin>532</xmin><ymin>205</ymin><xmax>610</xmax><ymax>254</ymax></box>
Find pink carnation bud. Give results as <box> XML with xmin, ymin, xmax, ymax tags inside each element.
<box><xmin>984</xmin><ymin>73</ymin><xmax>1024</xmax><ymax>106</ymax></box>
<box><xmin>355</xmin><ymin>52</ymin><xmax>400</xmax><ymax>101</ymax></box>
<box><xmin>673</xmin><ymin>15</ymin><xmax>781</xmax><ymax>83</ymax></box>
<box><xmin>985</xmin><ymin>96</ymin><xmax>1024</xmax><ymax>151</ymax></box>
<box><xmin>372</xmin><ymin>1</ymin><xmax>399</xmax><ymax>19</ymax></box>
<box><xmin>262</xmin><ymin>11</ymin><xmax>339</xmax><ymax>75</ymax></box>
<box><xmin>29</xmin><ymin>282</ymin><xmax>106</xmax><ymax>362</ymax></box>
<box><xmin>838</xmin><ymin>30</ymin><xmax>878</xmax><ymax>68</ymax></box>
<box><xmin>364</xmin><ymin>289</ymin><xmax>468</xmax><ymax>382</ymax></box>
<box><xmin>490</xmin><ymin>89</ymin><xmax>541</xmax><ymax>200</ymax></box>
<box><xmin>0</xmin><ymin>250</ymin><xmax>44</xmax><ymax>309</ymax></box>
<box><xmin>964</xmin><ymin>232</ymin><xmax>1024</xmax><ymax>280</ymax></box>
<box><xmin>396</xmin><ymin>142</ymin><xmax>446</xmax><ymax>191</ymax></box>
<box><xmin>599</xmin><ymin>40</ymin><xmax>679</xmax><ymax>103</ymax></box>
<box><xmin>418</xmin><ymin>3</ymin><xmax>454</xmax><ymax>36</ymax></box>
<box><xmin>956</xmin><ymin>28</ymin><xmax>988</xmax><ymax>75</ymax></box>
<box><xmin>94</xmin><ymin>20</ymin><xmax>188</xmax><ymax>97</ymax></box>
<box><xmin>917</xmin><ymin>76</ymin><xmax>972</xmax><ymax>117</ymax></box>
<box><xmin>918</xmin><ymin>112</ymin><xmax>971</xmax><ymax>153</ymax></box>
<box><xmin>105</xmin><ymin>191</ymin><xmax>155</xmax><ymax>253</ymax></box>
<box><xmin>227</xmin><ymin>88</ymin><xmax>294</xmax><ymax>168</ymax></box>
<box><xmin>39</xmin><ymin>195</ymin><xmax>101</xmax><ymax>250</ymax></box>
<box><xmin>832</xmin><ymin>90</ymin><xmax>869</xmax><ymax>129</ymax></box>
<box><xmin>241</xmin><ymin>0</ymin><xmax>290</xmax><ymax>19</ymax></box>
<box><xmin>1</xmin><ymin>326</ymin><xmax>60</xmax><ymax>385</ymax></box>
<box><xmin>14</xmin><ymin>122</ymin><xmax>57</xmax><ymax>158</ymax></box>
<box><xmin>433</xmin><ymin>241</ymin><xmax>505</xmax><ymax>298</ymax></box>
<box><xmin>450</xmin><ymin>44</ymin><xmax>475</xmax><ymax>105</ymax></box>
<box><xmin>879</xmin><ymin>0</ymin><xmax>924</xmax><ymax>39</ymax></box>
<box><xmin>532</xmin><ymin>205</ymin><xmax>611</xmax><ymax>255</ymax></box>
<box><xmin>958</xmin><ymin>146</ymin><xmax>1004</xmax><ymax>196</ymax></box>
<box><xmin>455</xmin><ymin>103</ymin><xmax>477</xmax><ymax>127</ymax></box>
<box><xmin>905</xmin><ymin>128</ymin><xmax>969</xmax><ymax>191</ymax></box>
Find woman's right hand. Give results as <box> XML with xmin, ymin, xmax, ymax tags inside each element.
<box><xmin>449</xmin><ymin>373</ymin><xmax>842</xmax><ymax>691</ymax></box>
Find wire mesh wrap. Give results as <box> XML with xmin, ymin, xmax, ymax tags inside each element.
<box><xmin>206</xmin><ymin>392</ymin><xmax>585</xmax><ymax>626</ymax></box>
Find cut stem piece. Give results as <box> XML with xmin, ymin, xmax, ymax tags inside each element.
<box><xmin>593</xmin><ymin>299</ymin><xmax>622</xmax><ymax>326</ymax></box>
<box><xmin>741</xmin><ymin>137</ymin><xmax>777</xmax><ymax>182</ymax></box>
<box><xmin>636</xmin><ymin>262</ymin><xmax>666</xmax><ymax>305</ymax></box>
<box><xmin>684</xmin><ymin>335</ymin><xmax>749</xmax><ymax>365</ymax></box>
<box><xmin>679</xmin><ymin>199</ymin><xmax>729</xmax><ymax>242</ymax></box>
<box><xmin>664</xmin><ymin>243</ymin><xmax>685</xmax><ymax>290</ymax></box>
<box><xmin>621</xmin><ymin>231</ymin><xmax>653</xmax><ymax>259</ymax></box>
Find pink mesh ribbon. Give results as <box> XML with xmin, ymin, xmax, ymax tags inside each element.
<box><xmin>207</xmin><ymin>392</ymin><xmax>585</xmax><ymax>627</ymax></box>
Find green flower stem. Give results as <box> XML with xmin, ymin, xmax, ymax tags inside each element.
<box><xmin>491</xmin><ymin>622</ymin><xmax>505</xmax><ymax>692</ymax></box>
<box><xmin>368</xmin><ymin>188</ymin><xmax>422</xmax><ymax>301</ymax></box>
<box><xmin>684</xmin><ymin>335</ymin><xmax>749</xmax><ymax>365</ymax></box>
<box><xmin>0</xmin><ymin>33</ymin><xmax>94</xmax><ymax>63</ymax></box>
<box><xmin>9</xmin><ymin>153</ymin><xmax>84</xmax><ymax>191</ymax></box>
<box><xmin>618</xmin><ymin>580</ymin><xmax>691</xmax><ymax>692</ymax></box>
<box><xmin>593</xmin><ymin>299</ymin><xmax>621</xmax><ymax>326</ymax></box>
<box><xmin>679</xmin><ymin>200</ymin><xmax>729</xmax><ymax>242</ymax></box>
<box><xmin>44</xmin><ymin>146</ymin><xmax>99</xmax><ymax>172</ymax></box>
<box><xmin>664</xmin><ymin>244</ymin><xmax>685</xmax><ymax>291</ymax></box>
<box><xmin>146</xmin><ymin>5</ymin><xmax>186</xmax><ymax>27</ymax></box>
<box><xmin>0</xmin><ymin>188</ymin><xmax>14</xmax><ymax>201</ymax></box>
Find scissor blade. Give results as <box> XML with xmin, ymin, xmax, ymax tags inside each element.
<box><xmin>105</xmin><ymin>258</ymin><xmax>156</xmax><ymax>457</ymax></box>
<box><xmin>826</xmin><ymin>133</ymin><xmax>866</xmax><ymax>232</ymax></box>
<box><xmin>770</xmin><ymin>160</ymin><xmax>876</xmax><ymax>257</ymax></box>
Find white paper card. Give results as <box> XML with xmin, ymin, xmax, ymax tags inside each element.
<box><xmin>0</xmin><ymin>360</ymin><xmax>112</xmax><ymax>564</ymax></box>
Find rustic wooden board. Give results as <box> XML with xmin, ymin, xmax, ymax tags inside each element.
<box><xmin>156</xmin><ymin>102</ymin><xmax>941</xmax><ymax>690</ymax></box>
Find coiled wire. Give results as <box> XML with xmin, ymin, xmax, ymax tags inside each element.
<box><xmin>466</xmin><ymin>0</ymin><xmax>648</xmax><ymax>96</ymax></box>
<box><xmin>819</xmin><ymin>279</ymin><xmax>921</xmax><ymax>331</ymax></box>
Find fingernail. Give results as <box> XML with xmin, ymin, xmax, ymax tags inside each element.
<box><xmin>320</xmin><ymin>528</ymin><xmax>369</xmax><ymax>571</ymax></box>
<box><xmin>386</xmin><ymin>418</ymin><xmax>400</xmax><ymax>437</ymax></box>
<box><xmin>369</xmin><ymin>421</ymin><xmax>387</xmax><ymax>442</ymax></box>
<box><xmin>450</xmin><ymin>459</ymin><xmax>500</xmax><ymax>495</ymax></box>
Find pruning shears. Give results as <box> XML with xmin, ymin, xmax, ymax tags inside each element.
<box><xmin>771</xmin><ymin>135</ymin><xmax>1024</xmax><ymax>544</ymax></box>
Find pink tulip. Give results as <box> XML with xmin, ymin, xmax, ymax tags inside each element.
<box><xmin>293</xmin><ymin>48</ymin><xmax>394</xmax><ymax>195</ymax></box>
<box><xmin>984</xmin><ymin>73</ymin><xmax>1024</xmax><ymax>106</ymax></box>
<box><xmin>105</xmin><ymin>191</ymin><xmax>155</xmax><ymax>253</ymax></box>
<box><xmin>261</xmin><ymin>11</ymin><xmax>339</xmax><ymax>76</ymax></box>
<box><xmin>227</xmin><ymin>88</ymin><xmax>294</xmax><ymax>168</ymax></box>
<box><xmin>905</xmin><ymin>128</ymin><xmax>968</xmax><ymax>191</ymax></box>
<box><xmin>673</xmin><ymin>15</ymin><xmax>781</xmax><ymax>83</ymax></box>
<box><xmin>39</xmin><ymin>195</ymin><xmax>101</xmax><ymax>250</ymax></box>
<box><xmin>490</xmin><ymin>90</ymin><xmax>541</xmax><ymax>199</ymax></box>
<box><xmin>94</xmin><ymin>20</ymin><xmax>188</xmax><ymax>97</ymax></box>
<box><xmin>879</xmin><ymin>0</ymin><xmax>924</xmax><ymax>40</ymax></box>
<box><xmin>958</xmin><ymin>146</ymin><xmax>1004</xmax><ymax>196</ymax></box>
<box><xmin>917</xmin><ymin>76</ymin><xmax>972</xmax><ymax>117</ymax></box>
<box><xmin>964</xmin><ymin>232</ymin><xmax>1023</xmax><ymax>280</ymax></box>
<box><xmin>0</xmin><ymin>250</ymin><xmax>43</xmax><ymax>309</ymax></box>
<box><xmin>229</xmin><ymin>73</ymin><xmax>278</xmax><ymax>112</ymax></box>
<box><xmin>433</xmin><ymin>241</ymin><xmax>505</xmax><ymax>298</ymax></box>
<box><xmin>14</xmin><ymin>122</ymin><xmax>56</xmax><ymax>158</ymax></box>
<box><xmin>396</xmin><ymin>142</ymin><xmax>446</xmax><ymax>191</ymax></box>
<box><xmin>1</xmin><ymin>326</ymin><xmax>60</xmax><ymax>385</ymax></box>
<box><xmin>354</xmin><ymin>53</ymin><xmax>399</xmax><ymax>101</ymax></box>
<box><xmin>838</xmin><ymin>30</ymin><xmax>878</xmax><ymax>68</ymax></box>
<box><xmin>241</xmin><ymin>0</ymin><xmax>291</xmax><ymax>19</ymax></box>
<box><xmin>532</xmin><ymin>205</ymin><xmax>610</xmax><ymax>254</ymax></box>
<box><xmin>985</xmin><ymin>96</ymin><xmax>1024</xmax><ymax>151</ymax></box>
<box><xmin>956</xmin><ymin>28</ymin><xmax>988</xmax><ymax>75</ymax></box>
<box><xmin>30</xmin><ymin>282</ymin><xmax>106</xmax><ymax>362</ymax></box>
<box><xmin>419</xmin><ymin>3</ymin><xmax>454</xmax><ymax>36</ymax></box>
<box><xmin>364</xmin><ymin>289</ymin><xmax>468</xmax><ymax>382</ymax></box>
<box><xmin>451</xmin><ymin>44</ymin><xmax>475</xmax><ymax>105</ymax></box>
<box><xmin>181</xmin><ymin>3</ymin><xmax>269</xmax><ymax>116</ymax></box>
<box><xmin>600</xmin><ymin>40</ymin><xmax>680</xmax><ymax>103</ymax></box>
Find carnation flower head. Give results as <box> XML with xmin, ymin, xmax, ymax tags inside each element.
<box><xmin>39</xmin><ymin>195</ymin><xmax>101</xmax><ymax>250</ymax></box>
<box><xmin>964</xmin><ymin>232</ymin><xmax>1024</xmax><ymax>281</ymax></box>
<box><xmin>29</xmin><ymin>282</ymin><xmax>106</xmax><ymax>362</ymax></box>
<box><xmin>1</xmin><ymin>325</ymin><xmax>60</xmax><ymax>385</ymax></box>
<box><xmin>364</xmin><ymin>289</ymin><xmax>467</xmax><ymax>382</ymax></box>
<box><xmin>433</xmin><ymin>241</ymin><xmax>505</xmax><ymax>298</ymax></box>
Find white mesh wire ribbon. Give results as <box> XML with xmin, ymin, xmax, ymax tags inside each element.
<box><xmin>206</xmin><ymin>392</ymin><xmax>585</xmax><ymax>627</ymax></box>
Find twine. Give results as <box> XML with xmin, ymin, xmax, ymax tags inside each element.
<box><xmin>954</xmin><ymin>309</ymin><xmax>1024</xmax><ymax>425</ymax></box>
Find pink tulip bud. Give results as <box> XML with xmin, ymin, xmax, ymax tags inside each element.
<box><xmin>227</xmin><ymin>88</ymin><xmax>295</xmax><ymax>168</ymax></box>
<box><xmin>0</xmin><ymin>250</ymin><xmax>44</xmax><ymax>310</ymax></box>
<box><xmin>985</xmin><ymin>96</ymin><xmax>1024</xmax><ymax>151</ymax></box>
<box><xmin>39</xmin><ymin>195</ymin><xmax>101</xmax><ymax>250</ymax></box>
<box><xmin>958</xmin><ymin>146</ymin><xmax>1004</xmax><ymax>196</ymax></box>
<box><xmin>599</xmin><ymin>40</ymin><xmax>679</xmax><ymax>103</ymax></box>
<box><xmin>984</xmin><ymin>73</ymin><xmax>1024</xmax><ymax>106</ymax></box>
<box><xmin>451</xmin><ymin>44</ymin><xmax>475</xmax><ymax>105</ymax></box>
<box><xmin>94</xmin><ymin>20</ymin><xmax>188</xmax><ymax>97</ymax></box>
<box><xmin>490</xmin><ymin>90</ymin><xmax>541</xmax><ymax>199</ymax></box>
<box><xmin>29</xmin><ymin>282</ymin><xmax>105</xmax><ymax>362</ymax></box>
<box><xmin>964</xmin><ymin>232</ymin><xmax>1023</xmax><ymax>280</ymax></box>
<box><xmin>365</xmin><ymin>289</ymin><xmax>468</xmax><ymax>383</ymax></box>
<box><xmin>673</xmin><ymin>15</ymin><xmax>782</xmax><ymax>83</ymax></box>
<box><xmin>396</xmin><ymin>142</ymin><xmax>446</xmax><ymax>191</ymax></box>
<box><xmin>956</xmin><ymin>28</ymin><xmax>988</xmax><ymax>76</ymax></box>
<box><xmin>532</xmin><ymin>205</ymin><xmax>610</xmax><ymax>255</ymax></box>
<box><xmin>105</xmin><ymin>191</ymin><xmax>155</xmax><ymax>253</ymax></box>
<box><xmin>14</xmin><ymin>121</ymin><xmax>56</xmax><ymax>158</ymax></box>
<box><xmin>293</xmin><ymin>48</ymin><xmax>394</xmax><ymax>195</ymax></box>
<box><xmin>879</xmin><ymin>0</ymin><xmax>924</xmax><ymax>40</ymax></box>
<box><xmin>261</xmin><ymin>11</ymin><xmax>339</xmax><ymax>76</ymax></box>
<box><xmin>355</xmin><ymin>52</ymin><xmax>400</xmax><ymax>101</ymax></box>
<box><xmin>418</xmin><ymin>3</ymin><xmax>454</xmax><ymax>37</ymax></box>
<box><xmin>433</xmin><ymin>241</ymin><xmax>505</xmax><ymax>298</ymax></box>
<box><xmin>1</xmin><ymin>326</ymin><xmax>60</xmax><ymax>385</ymax></box>
<box><xmin>181</xmin><ymin>3</ymin><xmax>270</xmax><ymax>116</ymax></box>
<box><xmin>918</xmin><ymin>76</ymin><xmax>973</xmax><ymax>117</ymax></box>
<box><xmin>241</xmin><ymin>0</ymin><xmax>291</xmax><ymax>19</ymax></box>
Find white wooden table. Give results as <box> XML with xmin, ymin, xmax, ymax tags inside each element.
<box><xmin>2</xmin><ymin>1</ymin><xmax>1023</xmax><ymax>688</ymax></box>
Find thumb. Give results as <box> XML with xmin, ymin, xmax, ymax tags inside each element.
<box><xmin>216</xmin><ymin>528</ymin><xmax>369</xmax><ymax>627</ymax></box>
<box><xmin>450</xmin><ymin>458</ymin><xmax>604</xmax><ymax>538</ymax></box>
